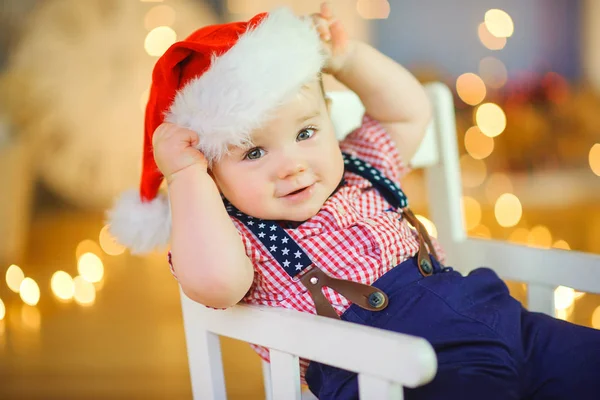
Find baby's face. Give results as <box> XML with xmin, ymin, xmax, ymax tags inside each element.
<box><xmin>211</xmin><ymin>80</ymin><xmax>344</xmax><ymax>222</ymax></box>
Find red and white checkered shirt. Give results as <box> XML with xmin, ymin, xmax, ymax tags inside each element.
<box><xmin>223</xmin><ymin>114</ymin><xmax>445</xmax><ymax>380</ymax></box>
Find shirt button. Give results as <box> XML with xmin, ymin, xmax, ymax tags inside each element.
<box><xmin>391</xmin><ymin>254</ymin><xmax>398</xmax><ymax>266</ymax></box>
<box><xmin>336</xmin><ymin>204</ymin><xmax>347</xmax><ymax>216</ymax></box>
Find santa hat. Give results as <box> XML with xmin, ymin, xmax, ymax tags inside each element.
<box><xmin>106</xmin><ymin>7</ymin><xmax>325</xmax><ymax>254</ymax></box>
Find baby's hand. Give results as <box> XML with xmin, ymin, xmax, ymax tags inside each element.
<box><xmin>152</xmin><ymin>123</ymin><xmax>208</xmax><ymax>182</ymax></box>
<box><xmin>310</xmin><ymin>2</ymin><xmax>354</xmax><ymax>75</ymax></box>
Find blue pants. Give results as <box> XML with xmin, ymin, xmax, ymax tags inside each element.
<box><xmin>305</xmin><ymin>256</ymin><xmax>600</xmax><ymax>399</ymax></box>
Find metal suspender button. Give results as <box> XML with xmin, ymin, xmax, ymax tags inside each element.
<box><xmin>368</xmin><ymin>292</ymin><xmax>386</xmax><ymax>309</ymax></box>
<box><xmin>420</xmin><ymin>259</ymin><xmax>433</xmax><ymax>275</ymax></box>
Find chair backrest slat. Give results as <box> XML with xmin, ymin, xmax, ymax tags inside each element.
<box><xmin>269</xmin><ymin>350</ymin><xmax>302</xmax><ymax>400</ymax></box>
<box><xmin>358</xmin><ymin>374</ymin><xmax>404</xmax><ymax>399</ymax></box>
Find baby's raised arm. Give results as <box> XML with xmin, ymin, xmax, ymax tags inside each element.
<box><xmin>153</xmin><ymin>123</ymin><xmax>254</xmax><ymax>308</ymax></box>
<box><xmin>313</xmin><ymin>3</ymin><xmax>431</xmax><ymax>162</ymax></box>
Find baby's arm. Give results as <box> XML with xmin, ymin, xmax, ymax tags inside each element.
<box><xmin>314</xmin><ymin>3</ymin><xmax>431</xmax><ymax>162</ymax></box>
<box><xmin>154</xmin><ymin>123</ymin><xmax>254</xmax><ymax>308</ymax></box>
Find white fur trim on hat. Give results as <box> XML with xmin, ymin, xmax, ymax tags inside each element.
<box><xmin>165</xmin><ymin>7</ymin><xmax>325</xmax><ymax>162</ymax></box>
<box><xmin>106</xmin><ymin>189</ymin><xmax>171</xmax><ymax>254</ymax></box>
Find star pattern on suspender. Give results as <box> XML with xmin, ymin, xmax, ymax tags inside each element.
<box><xmin>225</xmin><ymin>204</ymin><xmax>313</xmax><ymax>278</ymax></box>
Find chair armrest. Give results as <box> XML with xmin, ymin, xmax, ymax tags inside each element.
<box><xmin>459</xmin><ymin>238</ymin><xmax>600</xmax><ymax>293</ymax></box>
<box><xmin>181</xmin><ymin>291</ymin><xmax>437</xmax><ymax>388</ymax></box>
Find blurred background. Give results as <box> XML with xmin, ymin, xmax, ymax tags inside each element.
<box><xmin>1</xmin><ymin>0</ymin><xmax>599</xmax><ymax>398</ymax></box>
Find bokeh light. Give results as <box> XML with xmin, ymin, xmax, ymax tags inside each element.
<box><xmin>19</xmin><ymin>278</ymin><xmax>40</xmax><ymax>306</ymax></box>
<box><xmin>589</xmin><ymin>144</ymin><xmax>600</xmax><ymax>176</ymax></box>
<box><xmin>469</xmin><ymin>224</ymin><xmax>491</xmax><ymax>239</ymax></box>
<box><xmin>479</xmin><ymin>56</ymin><xmax>508</xmax><ymax>89</ymax></box>
<box><xmin>478</xmin><ymin>23</ymin><xmax>507</xmax><ymax>50</ymax></box>
<box><xmin>0</xmin><ymin>298</ymin><xmax>5</xmax><ymax>321</ymax></box>
<box><xmin>456</xmin><ymin>73</ymin><xmax>487</xmax><ymax>106</ymax></box>
<box><xmin>75</xmin><ymin>240</ymin><xmax>103</xmax><ymax>261</ymax></box>
<box><xmin>416</xmin><ymin>215</ymin><xmax>438</xmax><ymax>238</ymax></box>
<box><xmin>552</xmin><ymin>240</ymin><xmax>571</xmax><ymax>250</ymax></box>
<box><xmin>464</xmin><ymin>126</ymin><xmax>494</xmax><ymax>160</ymax></box>
<box><xmin>527</xmin><ymin>225</ymin><xmax>552</xmax><ymax>249</ymax></box>
<box><xmin>21</xmin><ymin>304</ymin><xmax>41</xmax><ymax>331</ymax></box>
<box><xmin>462</xmin><ymin>196</ymin><xmax>482</xmax><ymax>231</ymax></box>
<box><xmin>51</xmin><ymin>271</ymin><xmax>75</xmax><ymax>301</ymax></box>
<box><xmin>356</xmin><ymin>0</ymin><xmax>391</xmax><ymax>19</ymax></box>
<box><xmin>99</xmin><ymin>225</ymin><xmax>126</xmax><ymax>256</ymax></box>
<box><xmin>6</xmin><ymin>264</ymin><xmax>25</xmax><ymax>293</ymax></box>
<box><xmin>484</xmin><ymin>9</ymin><xmax>514</xmax><ymax>38</ymax></box>
<box><xmin>554</xmin><ymin>286</ymin><xmax>575</xmax><ymax>310</ymax></box>
<box><xmin>508</xmin><ymin>227</ymin><xmax>529</xmax><ymax>244</ymax></box>
<box><xmin>78</xmin><ymin>253</ymin><xmax>105</xmax><ymax>283</ymax></box>
<box><xmin>476</xmin><ymin>103</ymin><xmax>506</xmax><ymax>137</ymax></box>
<box><xmin>494</xmin><ymin>193</ymin><xmax>522</xmax><ymax>227</ymax></box>
<box><xmin>73</xmin><ymin>276</ymin><xmax>97</xmax><ymax>306</ymax></box>
<box><xmin>460</xmin><ymin>155</ymin><xmax>487</xmax><ymax>188</ymax></box>
<box><xmin>144</xmin><ymin>26</ymin><xmax>177</xmax><ymax>57</ymax></box>
<box><xmin>592</xmin><ymin>306</ymin><xmax>600</xmax><ymax>329</ymax></box>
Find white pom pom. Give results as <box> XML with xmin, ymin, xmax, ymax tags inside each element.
<box><xmin>106</xmin><ymin>189</ymin><xmax>171</xmax><ymax>254</ymax></box>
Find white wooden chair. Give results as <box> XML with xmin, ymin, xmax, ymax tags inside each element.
<box><xmin>179</xmin><ymin>82</ymin><xmax>600</xmax><ymax>399</ymax></box>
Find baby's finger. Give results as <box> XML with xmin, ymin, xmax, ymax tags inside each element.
<box><xmin>310</xmin><ymin>14</ymin><xmax>331</xmax><ymax>41</ymax></box>
<box><xmin>320</xmin><ymin>2</ymin><xmax>334</xmax><ymax>20</ymax></box>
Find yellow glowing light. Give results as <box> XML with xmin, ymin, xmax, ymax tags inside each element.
<box><xmin>552</xmin><ymin>240</ymin><xmax>570</xmax><ymax>250</ymax></box>
<box><xmin>484</xmin><ymin>9</ymin><xmax>514</xmax><ymax>38</ymax></box>
<box><xmin>469</xmin><ymin>224</ymin><xmax>491</xmax><ymax>239</ymax></box>
<box><xmin>6</xmin><ymin>264</ymin><xmax>25</xmax><ymax>293</ymax></box>
<box><xmin>508</xmin><ymin>227</ymin><xmax>529</xmax><ymax>244</ymax></box>
<box><xmin>527</xmin><ymin>225</ymin><xmax>553</xmax><ymax>249</ymax></box>
<box><xmin>75</xmin><ymin>239</ymin><xmax>103</xmax><ymax>261</ymax></box>
<box><xmin>484</xmin><ymin>173</ymin><xmax>513</xmax><ymax>203</ymax></box>
<box><xmin>416</xmin><ymin>215</ymin><xmax>438</xmax><ymax>238</ymax></box>
<box><xmin>144</xmin><ymin>26</ymin><xmax>177</xmax><ymax>57</ymax></box>
<box><xmin>19</xmin><ymin>278</ymin><xmax>40</xmax><ymax>306</ymax></box>
<box><xmin>464</xmin><ymin>126</ymin><xmax>494</xmax><ymax>160</ymax></box>
<box><xmin>554</xmin><ymin>286</ymin><xmax>575</xmax><ymax>310</ymax></box>
<box><xmin>592</xmin><ymin>306</ymin><xmax>600</xmax><ymax>329</ymax></box>
<box><xmin>51</xmin><ymin>271</ymin><xmax>75</xmax><ymax>301</ymax></box>
<box><xmin>555</xmin><ymin>305</ymin><xmax>573</xmax><ymax>321</ymax></box>
<box><xmin>78</xmin><ymin>253</ymin><xmax>104</xmax><ymax>283</ymax></box>
<box><xmin>462</xmin><ymin>196</ymin><xmax>482</xmax><ymax>231</ymax></box>
<box><xmin>589</xmin><ymin>144</ymin><xmax>600</xmax><ymax>176</ymax></box>
<box><xmin>494</xmin><ymin>193</ymin><xmax>522</xmax><ymax>228</ymax></box>
<box><xmin>476</xmin><ymin>103</ymin><xmax>506</xmax><ymax>138</ymax></box>
<box><xmin>478</xmin><ymin>23</ymin><xmax>507</xmax><ymax>50</ymax></box>
<box><xmin>356</xmin><ymin>0</ymin><xmax>391</xmax><ymax>19</ymax></box>
<box><xmin>456</xmin><ymin>73</ymin><xmax>487</xmax><ymax>106</ymax></box>
<box><xmin>479</xmin><ymin>56</ymin><xmax>508</xmax><ymax>89</ymax></box>
<box><xmin>99</xmin><ymin>225</ymin><xmax>126</xmax><ymax>256</ymax></box>
<box><xmin>144</xmin><ymin>5</ymin><xmax>176</xmax><ymax>31</ymax></box>
<box><xmin>460</xmin><ymin>154</ymin><xmax>487</xmax><ymax>188</ymax></box>
<box><xmin>21</xmin><ymin>305</ymin><xmax>41</xmax><ymax>331</ymax></box>
<box><xmin>73</xmin><ymin>276</ymin><xmax>96</xmax><ymax>306</ymax></box>
<box><xmin>0</xmin><ymin>298</ymin><xmax>5</xmax><ymax>321</ymax></box>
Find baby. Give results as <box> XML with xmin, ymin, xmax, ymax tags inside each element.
<box><xmin>108</xmin><ymin>3</ymin><xmax>600</xmax><ymax>399</ymax></box>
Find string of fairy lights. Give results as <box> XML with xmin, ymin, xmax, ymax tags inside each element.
<box><xmin>1</xmin><ymin>1</ymin><xmax>599</xmax><ymax>336</ymax></box>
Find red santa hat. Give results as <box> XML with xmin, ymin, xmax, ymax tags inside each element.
<box><xmin>107</xmin><ymin>7</ymin><xmax>325</xmax><ymax>253</ymax></box>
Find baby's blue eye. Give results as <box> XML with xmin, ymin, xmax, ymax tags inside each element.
<box><xmin>245</xmin><ymin>148</ymin><xmax>265</xmax><ymax>160</ymax></box>
<box><xmin>297</xmin><ymin>127</ymin><xmax>316</xmax><ymax>141</ymax></box>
